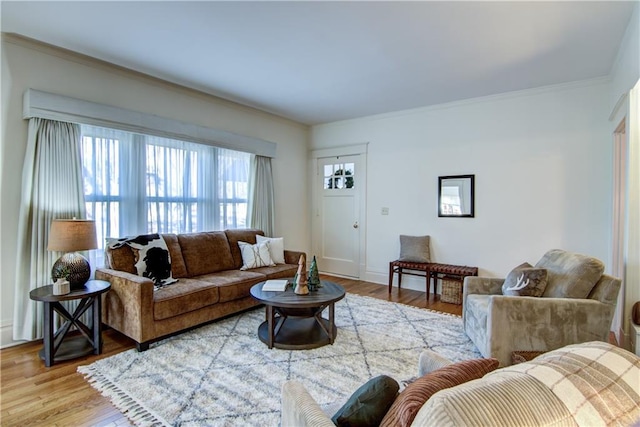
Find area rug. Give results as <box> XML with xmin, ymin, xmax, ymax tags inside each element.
<box><xmin>78</xmin><ymin>293</ymin><xmax>481</xmax><ymax>426</ymax></box>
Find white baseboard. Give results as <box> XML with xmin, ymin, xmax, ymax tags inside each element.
<box><xmin>364</xmin><ymin>270</ymin><xmax>429</xmax><ymax>293</ymax></box>
<box><xmin>0</xmin><ymin>322</ymin><xmax>27</xmax><ymax>349</ymax></box>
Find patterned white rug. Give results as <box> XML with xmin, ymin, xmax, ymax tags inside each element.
<box><xmin>79</xmin><ymin>293</ymin><xmax>481</xmax><ymax>426</ymax></box>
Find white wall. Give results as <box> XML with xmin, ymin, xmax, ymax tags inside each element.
<box><xmin>311</xmin><ymin>79</ymin><xmax>613</xmax><ymax>291</ymax></box>
<box><xmin>0</xmin><ymin>36</ymin><xmax>310</xmax><ymax>347</ymax></box>
<box><xmin>608</xmin><ymin>3</ymin><xmax>640</xmax><ymax>350</ymax></box>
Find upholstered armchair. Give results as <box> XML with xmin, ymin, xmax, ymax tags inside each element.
<box><xmin>463</xmin><ymin>249</ymin><xmax>621</xmax><ymax>366</ymax></box>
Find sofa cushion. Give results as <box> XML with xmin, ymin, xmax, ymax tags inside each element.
<box><xmin>535</xmin><ymin>249</ymin><xmax>604</xmax><ymax>299</ymax></box>
<box><xmin>197</xmin><ymin>270</ymin><xmax>266</xmax><ymax>303</ymax></box>
<box><xmin>380</xmin><ymin>358</ymin><xmax>499</xmax><ymax>427</ymax></box>
<box><xmin>249</xmin><ymin>264</ymin><xmax>299</xmax><ymax>280</ymax></box>
<box><xmin>153</xmin><ymin>278</ymin><xmax>221</xmax><ymax>320</ymax></box>
<box><xmin>161</xmin><ymin>234</ymin><xmax>188</xmax><ymax>278</ymax></box>
<box><xmin>225</xmin><ymin>229</ymin><xmax>265</xmax><ymax>269</ymax></box>
<box><xmin>502</xmin><ymin>262</ymin><xmax>548</xmax><ymax>297</ymax></box>
<box><xmin>239</xmin><ymin>241</ymin><xmax>276</xmax><ymax>270</ymax></box>
<box><xmin>501</xmin><ymin>341</ymin><xmax>640</xmax><ymax>426</ymax></box>
<box><xmin>331</xmin><ymin>375</ymin><xmax>399</xmax><ymax>427</ymax></box>
<box><xmin>413</xmin><ymin>371</ymin><xmax>575</xmax><ymax>426</ymax></box>
<box><xmin>178</xmin><ymin>231</ymin><xmax>235</xmax><ymax>276</ymax></box>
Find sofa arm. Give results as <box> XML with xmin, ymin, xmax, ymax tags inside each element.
<box><xmin>281</xmin><ymin>380</ymin><xmax>335</xmax><ymax>427</ymax></box>
<box><xmin>95</xmin><ymin>268</ymin><xmax>155</xmax><ymax>345</ymax></box>
<box><xmin>418</xmin><ymin>350</ymin><xmax>453</xmax><ymax>376</ymax></box>
<box><xmin>284</xmin><ymin>250</ymin><xmax>306</xmax><ymax>265</ymax></box>
<box><xmin>485</xmin><ymin>296</ymin><xmax>615</xmax><ymax>366</ymax></box>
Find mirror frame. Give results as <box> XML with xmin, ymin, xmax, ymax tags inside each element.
<box><xmin>438</xmin><ymin>174</ymin><xmax>475</xmax><ymax>218</ymax></box>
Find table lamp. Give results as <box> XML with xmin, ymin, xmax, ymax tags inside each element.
<box><xmin>47</xmin><ymin>219</ymin><xmax>98</xmax><ymax>289</ymax></box>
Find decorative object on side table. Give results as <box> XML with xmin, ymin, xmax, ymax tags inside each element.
<box><xmin>294</xmin><ymin>254</ymin><xmax>309</xmax><ymax>295</ymax></box>
<box><xmin>52</xmin><ymin>277</ymin><xmax>70</xmax><ymax>295</ymax></box>
<box><xmin>308</xmin><ymin>255</ymin><xmax>320</xmax><ymax>291</ymax></box>
<box><xmin>48</xmin><ymin>218</ymin><xmax>98</xmax><ymax>289</ymax></box>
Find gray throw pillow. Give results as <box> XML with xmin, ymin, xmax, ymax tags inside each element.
<box><xmin>332</xmin><ymin>375</ymin><xmax>399</xmax><ymax>427</ymax></box>
<box><xmin>399</xmin><ymin>235</ymin><xmax>431</xmax><ymax>263</ymax></box>
<box><xmin>502</xmin><ymin>262</ymin><xmax>548</xmax><ymax>297</ymax></box>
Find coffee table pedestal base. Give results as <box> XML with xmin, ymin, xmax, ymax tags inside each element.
<box><xmin>258</xmin><ymin>317</ymin><xmax>337</xmax><ymax>350</ymax></box>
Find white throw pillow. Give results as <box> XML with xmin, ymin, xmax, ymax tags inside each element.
<box><xmin>256</xmin><ymin>235</ymin><xmax>285</xmax><ymax>264</ymax></box>
<box><xmin>238</xmin><ymin>241</ymin><xmax>276</xmax><ymax>270</ymax></box>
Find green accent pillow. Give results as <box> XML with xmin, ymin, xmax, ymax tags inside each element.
<box><xmin>332</xmin><ymin>375</ymin><xmax>399</xmax><ymax>427</ymax></box>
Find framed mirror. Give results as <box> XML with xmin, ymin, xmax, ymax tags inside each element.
<box><xmin>438</xmin><ymin>175</ymin><xmax>475</xmax><ymax>217</ymax></box>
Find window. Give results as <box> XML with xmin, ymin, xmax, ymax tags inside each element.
<box><xmin>323</xmin><ymin>161</ymin><xmax>355</xmax><ymax>190</ymax></box>
<box><xmin>81</xmin><ymin>125</ymin><xmax>250</xmax><ymax>263</ymax></box>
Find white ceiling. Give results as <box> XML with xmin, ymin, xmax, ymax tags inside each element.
<box><xmin>1</xmin><ymin>1</ymin><xmax>636</xmax><ymax>125</ymax></box>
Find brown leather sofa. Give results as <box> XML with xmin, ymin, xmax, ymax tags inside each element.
<box><xmin>96</xmin><ymin>229</ymin><xmax>303</xmax><ymax>351</ymax></box>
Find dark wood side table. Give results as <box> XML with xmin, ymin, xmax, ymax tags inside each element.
<box><xmin>29</xmin><ymin>280</ymin><xmax>111</xmax><ymax>367</ymax></box>
<box><xmin>250</xmin><ymin>280</ymin><xmax>345</xmax><ymax>350</ymax></box>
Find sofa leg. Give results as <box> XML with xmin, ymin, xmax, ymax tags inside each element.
<box><xmin>136</xmin><ymin>341</ymin><xmax>150</xmax><ymax>352</ymax></box>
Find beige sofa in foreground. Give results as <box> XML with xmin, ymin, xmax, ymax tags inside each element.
<box><xmin>96</xmin><ymin>229</ymin><xmax>303</xmax><ymax>351</ymax></box>
<box><xmin>282</xmin><ymin>341</ymin><xmax>640</xmax><ymax>426</ymax></box>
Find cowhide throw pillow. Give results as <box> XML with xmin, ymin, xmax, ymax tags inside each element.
<box><xmin>108</xmin><ymin>233</ymin><xmax>178</xmax><ymax>290</ymax></box>
<box><xmin>238</xmin><ymin>241</ymin><xmax>276</xmax><ymax>270</ymax></box>
<box><xmin>502</xmin><ymin>262</ymin><xmax>548</xmax><ymax>297</ymax></box>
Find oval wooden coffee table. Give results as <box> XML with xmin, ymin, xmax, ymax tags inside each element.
<box><xmin>250</xmin><ymin>280</ymin><xmax>345</xmax><ymax>350</ymax></box>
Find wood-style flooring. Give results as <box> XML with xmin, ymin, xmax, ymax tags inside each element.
<box><xmin>1</xmin><ymin>276</ymin><xmax>452</xmax><ymax>426</ymax></box>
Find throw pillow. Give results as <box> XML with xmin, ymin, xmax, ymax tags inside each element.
<box><xmin>398</xmin><ymin>235</ymin><xmax>431</xmax><ymax>263</ymax></box>
<box><xmin>332</xmin><ymin>375</ymin><xmax>400</xmax><ymax>427</ymax></box>
<box><xmin>380</xmin><ymin>358</ymin><xmax>499</xmax><ymax>427</ymax></box>
<box><xmin>502</xmin><ymin>262</ymin><xmax>549</xmax><ymax>297</ymax></box>
<box><xmin>108</xmin><ymin>234</ymin><xmax>178</xmax><ymax>290</ymax></box>
<box><xmin>535</xmin><ymin>249</ymin><xmax>605</xmax><ymax>299</ymax></box>
<box><xmin>238</xmin><ymin>241</ymin><xmax>276</xmax><ymax>270</ymax></box>
<box><xmin>256</xmin><ymin>235</ymin><xmax>285</xmax><ymax>264</ymax></box>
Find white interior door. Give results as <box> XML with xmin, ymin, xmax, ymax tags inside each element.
<box><xmin>316</xmin><ymin>156</ymin><xmax>360</xmax><ymax>278</ymax></box>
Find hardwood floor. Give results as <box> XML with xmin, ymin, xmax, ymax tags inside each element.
<box><xmin>0</xmin><ymin>276</ymin><xmax>456</xmax><ymax>426</ymax></box>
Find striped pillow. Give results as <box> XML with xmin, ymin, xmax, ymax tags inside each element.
<box><xmin>380</xmin><ymin>358</ymin><xmax>499</xmax><ymax>427</ymax></box>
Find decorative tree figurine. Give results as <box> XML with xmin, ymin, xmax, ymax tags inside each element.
<box><xmin>294</xmin><ymin>254</ymin><xmax>309</xmax><ymax>295</ymax></box>
<box><xmin>308</xmin><ymin>255</ymin><xmax>320</xmax><ymax>291</ymax></box>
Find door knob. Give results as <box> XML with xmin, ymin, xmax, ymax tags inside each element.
<box><xmin>353</xmin><ymin>222</ymin><xmax>359</xmax><ymax>229</ymax></box>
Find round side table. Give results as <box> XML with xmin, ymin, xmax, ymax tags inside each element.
<box><xmin>29</xmin><ymin>279</ymin><xmax>111</xmax><ymax>367</ymax></box>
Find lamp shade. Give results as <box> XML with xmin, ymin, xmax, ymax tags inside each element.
<box><xmin>47</xmin><ymin>219</ymin><xmax>98</xmax><ymax>252</ymax></box>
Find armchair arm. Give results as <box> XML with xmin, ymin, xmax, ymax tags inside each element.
<box><xmin>462</xmin><ymin>277</ymin><xmax>504</xmax><ymax>323</ymax></box>
<box><xmin>484</xmin><ymin>295</ymin><xmax>615</xmax><ymax>366</ymax></box>
<box><xmin>95</xmin><ymin>268</ymin><xmax>155</xmax><ymax>344</ymax></box>
<box><xmin>281</xmin><ymin>380</ymin><xmax>335</xmax><ymax>427</ymax></box>
<box><xmin>463</xmin><ymin>276</ymin><xmax>505</xmax><ymax>296</ymax></box>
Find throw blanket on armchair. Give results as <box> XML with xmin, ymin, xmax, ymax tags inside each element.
<box><xmin>500</xmin><ymin>341</ymin><xmax>640</xmax><ymax>425</ymax></box>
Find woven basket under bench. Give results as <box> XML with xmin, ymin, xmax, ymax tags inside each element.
<box><xmin>441</xmin><ymin>276</ymin><xmax>464</xmax><ymax>304</ymax></box>
<box><xmin>429</xmin><ymin>263</ymin><xmax>478</xmax><ymax>305</ymax></box>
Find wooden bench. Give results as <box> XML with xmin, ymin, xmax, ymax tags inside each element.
<box><xmin>388</xmin><ymin>260</ymin><xmax>478</xmax><ymax>302</ymax></box>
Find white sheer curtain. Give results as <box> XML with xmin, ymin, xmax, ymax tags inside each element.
<box><xmin>14</xmin><ymin>118</ymin><xmax>85</xmax><ymax>341</ymax></box>
<box><xmin>80</xmin><ymin>125</ymin><xmax>250</xmax><ymax>265</ymax></box>
<box><xmin>248</xmin><ymin>155</ymin><xmax>275</xmax><ymax>236</ymax></box>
